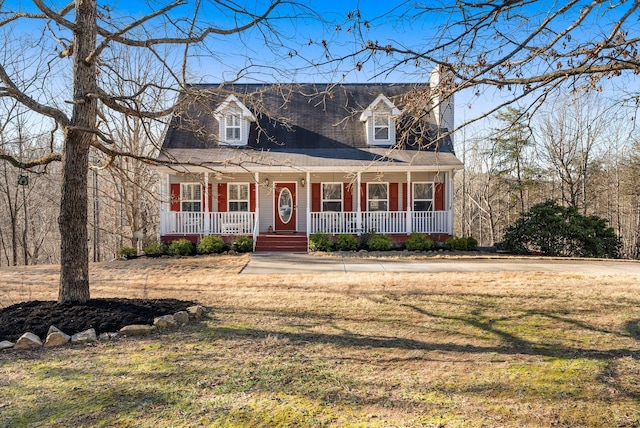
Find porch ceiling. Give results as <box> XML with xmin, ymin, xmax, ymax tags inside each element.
<box><xmin>156</xmin><ymin>147</ymin><xmax>463</xmax><ymax>172</ymax></box>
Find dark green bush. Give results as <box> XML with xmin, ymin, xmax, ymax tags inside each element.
<box><xmin>502</xmin><ymin>200</ymin><xmax>621</xmax><ymax>258</ymax></box>
<box><xmin>335</xmin><ymin>234</ymin><xmax>358</xmax><ymax>251</ymax></box>
<box><xmin>444</xmin><ymin>236</ymin><xmax>469</xmax><ymax>251</ymax></box>
<box><xmin>169</xmin><ymin>238</ymin><xmax>195</xmax><ymax>256</ymax></box>
<box><xmin>309</xmin><ymin>233</ymin><xmax>333</xmax><ymax>252</ymax></box>
<box><xmin>118</xmin><ymin>246</ymin><xmax>137</xmax><ymax>258</ymax></box>
<box><xmin>358</xmin><ymin>230</ymin><xmax>376</xmax><ymax>250</ymax></box>
<box><xmin>466</xmin><ymin>236</ymin><xmax>478</xmax><ymax>251</ymax></box>
<box><xmin>143</xmin><ymin>242</ymin><xmax>167</xmax><ymax>257</ymax></box>
<box><xmin>197</xmin><ymin>235</ymin><xmax>226</xmax><ymax>254</ymax></box>
<box><xmin>231</xmin><ymin>236</ymin><xmax>253</xmax><ymax>253</ymax></box>
<box><xmin>367</xmin><ymin>233</ymin><xmax>392</xmax><ymax>251</ymax></box>
<box><xmin>405</xmin><ymin>233</ymin><xmax>434</xmax><ymax>251</ymax></box>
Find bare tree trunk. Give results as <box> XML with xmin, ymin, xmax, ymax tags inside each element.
<box><xmin>58</xmin><ymin>0</ymin><xmax>97</xmax><ymax>304</ymax></box>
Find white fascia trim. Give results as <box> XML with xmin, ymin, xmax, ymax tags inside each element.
<box><xmin>155</xmin><ymin>165</ymin><xmax>461</xmax><ymax>174</ymax></box>
<box><xmin>213</xmin><ymin>94</ymin><xmax>256</xmax><ymax>121</ymax></box>
<box><xmin>359</xmin><ymin>94</ymin><xmax>402</xmax><ymax>121</ymax></box>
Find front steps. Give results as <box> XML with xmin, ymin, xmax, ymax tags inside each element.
<box><xmin>254</xmin><ymin>233</ymin><xmax>308</xmax><ymax>252</ymax></box>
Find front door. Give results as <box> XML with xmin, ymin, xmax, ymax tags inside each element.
<box><xmin>274</xmin><ymin>182</ymin><xmax>296</xmax><ymax>231</ymax></box>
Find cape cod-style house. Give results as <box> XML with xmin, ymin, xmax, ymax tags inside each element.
<box><xmin>156</xmin><ymin>68</ymin><xmax>463</xmax><ymax>251</ymax></box>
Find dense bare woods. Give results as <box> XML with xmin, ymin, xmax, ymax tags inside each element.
<box><xmin>455</xmin><ymin>93</ymin><xmax>640</xmax><ymax>258</ymax></box>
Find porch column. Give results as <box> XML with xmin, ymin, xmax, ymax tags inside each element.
<box><xmin>204</xmin><ymin>172</ymin><xmax>210</xmax><ymax>234</ymax></box>
<box><xmin>255</xmin><ymin>172</ymin><xmax>260</xmax><ymax>242</ymax></box>
<box><xmin>162</xmin><ymin>172</ymin><xmax>171</xmax><ymax>236</ymax></box>
<box><xmin>305</xmin><ymin>171</ymin><xmax>311</xmax><ymax>238</ymax></box>
<box><xmin>406</xmin><ymin>171</ymin><xmax>412</xmax><ymax>235</ymax></box>
<box><xmin>356</xmin><ymin>171</ymin><xmax>362</xmax><ymax>235</ymax></box>
<box><xmin>448</xmin><ymin>170</ymin><xmax>455</xmax><ymax>235</ymax></box>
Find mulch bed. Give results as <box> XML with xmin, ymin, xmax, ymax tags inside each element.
<box><xmin>0</xmin><ymin>298</ymin><xmax>198</xmax><ymax>343</ymax></box>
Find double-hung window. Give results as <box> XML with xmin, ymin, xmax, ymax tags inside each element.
<box><xmin>228</xmin><ymin>183</ymin><xmax>249</xmax><ymax>212</ymax></box>
<box><xmin>413</xmin><ymin>182</ymin><xmax>434</xmax><ymax>211</ymax></box>
<box><xmin>367</xmin><ymin>183</ymin><xmax>388</xmax><ymax>211</ymax></box>
<box><xmin>181</xmin><ymin>183</ymin><xmax>202</xmax><ymax>212</ymax></box>
<box><xmin>225</xmin><ymin>114</ymin><xmax>241</xmax><ymax>141</ymax></box>
<box><xmin>373</xmin><ymin>113</ymin><xmax>390</xmax><ymax>141</ymax></box>
<box><xmin>322</xmin><ymin>183</ymin><xmax>342</xmax><ymax>212</ymax></box>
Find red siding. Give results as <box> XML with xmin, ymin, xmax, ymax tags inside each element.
<box><xmin>311</xmin><ymin>183</ymin><xmax>321</xmax><ymax>212</ymax></box>
<box><xmin>170</xmin><ymin>183</ymin><xmax>180</xmax><ymax>211</ymax></box>
<box><xmin>218</xmin><ymin>183</ymin><xmax>227</xmax><ymax>212</ymax></box>
<box><xmin>202</xmin><ymin>183</ymin><xmax>213</xmax><ymax>212</ymax></box>
<box><xmin>250</xmin><ymin>183</ymin><xmax>256</xmax><ymax>212</ymax></box>
<box><xmin>343</xmin><ymin>183</ymin><xmax>353</xmax><ymax>212</ymax></box>
<box><xmin>389</xmin><ymin>182</ymin><xmax>398</xmax><ymax>211</ymax></box>
<box><xmin>435</xmin><ymin>183</ymin><xmax>444</xmax><ymax>211</ymax></box>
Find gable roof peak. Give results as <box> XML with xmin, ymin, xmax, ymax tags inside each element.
<box><xmin>359</xmin><ymin>93</ymin><xmax>402</xmax><ymax>121</ymax></box>
<box><xmin>213</xmin><ymin>94</ymin><xmax>256</xmax><ymax>121</ymax></box>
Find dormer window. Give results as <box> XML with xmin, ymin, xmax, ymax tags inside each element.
<box><xmin>225</xmin><ymin>114</ymin><xmax>241</xmax><ymax>141</ymax></box>
<box><xmin>214</xmin><ymin>95</ymin><xmax>256</xmax><ymax>146</ymax></box>
<box><xmin>360</xmin><ymin>94</ymin><xmax>401</xmax><ymax>146</ymax></box>
<box><xmin>373</xmin><ymin>113</ymin><xmax>390</xmax><ymax>141</ymax></box>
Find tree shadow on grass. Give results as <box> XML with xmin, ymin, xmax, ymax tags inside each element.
<box><xmin>208</xmin><ymin>324</ymin><xmax>640</xmax><ymax>362</ymax></box>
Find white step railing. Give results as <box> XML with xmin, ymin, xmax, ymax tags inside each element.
<box><xmin>309</xmin><ymin>211</ymin><xmax>450</xmax><ymax>235</ymax></box>
<box><xmin>161</xmin><ymin>212</ymin><xmax>255</xmax><ymax>235</ymax></box>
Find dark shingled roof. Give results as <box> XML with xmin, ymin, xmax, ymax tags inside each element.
<box><xmin>162</xmin><ymin>83</ymin><xmax>455</xmax><ymax>148</ymax></box>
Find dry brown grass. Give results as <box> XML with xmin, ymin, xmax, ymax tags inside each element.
<box><xmin>1</xmin><ymin>255</ymin><xmax>639</xmax><ymax>427</ymax></box>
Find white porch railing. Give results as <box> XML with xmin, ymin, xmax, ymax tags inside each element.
<box><xmin>161</xmin><ymin>211</ymin><xmax>450</xmax><ymax>236</ymax></box>
<box><xmin>412</xmin><ymin>211</ymin><xmax>450</xmax><ymax>235</ymax></box>
<box><xmin>309</xmin><ymin>211</ymin><xmax>360</xmax><ymax>235</ymax></box>
<box><xmin>309</xmin><ymin>211</ymin><xmax>451</xmax><ymax>235</ymax></box>
<box><xmin>362</xmin><ymin>211</ymin><xmax>407</xmax><ymax>234</ymax></box>
<box><xmin>161</xmin><ymin>212</ymin><xmax>255</xmax><ymax>236</ymax></box>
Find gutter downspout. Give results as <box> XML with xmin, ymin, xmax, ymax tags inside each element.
<box><xmin>306</xmin><ymin>171</ymin><xmax>311</xmax><ymax>251</ymax></box>
<box><xmin>253</xmin><ymin>172</ymin><xmax>260</xmax><ymax>251</ymax></box>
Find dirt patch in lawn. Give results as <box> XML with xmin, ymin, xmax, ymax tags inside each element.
<box><xmin>0</xmin><ymin>298</ymin><xmax>197</xmax><ymax>343</ymax></box>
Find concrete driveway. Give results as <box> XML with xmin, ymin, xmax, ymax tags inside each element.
<box><xmin>241</xmin><ymin>253</ymin><xmax>640</xmax><ymax>275</ymax></box>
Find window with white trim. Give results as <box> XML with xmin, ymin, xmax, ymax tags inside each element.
<box><xmin>367</xmin><ymin>183</ymin><xmax>388</xmax><ymax>211</ymax></box>
<box><xmin>225</xmin><ymin>113</ymin><xmax>241</xmax><ymax>141</ymax></box>
<box><xmin>181</xmin><ymin>183</ymin><xmax>202</xmax><ymax>212</ymax></box>
<box><xmin>228</xmin><ymin>183</ymin><xmax>249</xmax><ymax>212</ymax></box>
<box><xmin>413</xmin><ymin>182</ymin><xmax>434</xmax><ymax>211</ymax></box>
<box><xmin>373</xmin><ymin>113</ymin><xmax>390</xmax><ymax>141</ymax></box>
<box><xmin>322</xmin><ymin>183</ymin><xmax>342</xmax><ymax>212</ymax></box>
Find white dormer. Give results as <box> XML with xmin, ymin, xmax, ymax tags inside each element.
<box><xmin>214</xmin><ymin>95</ymin><xmax>256</xmax><ymax>146</ymax></box>
<box><xmin>360</xmin><ymin>94</ymin><xmax>402</xmax><ymax>146</ymax></box>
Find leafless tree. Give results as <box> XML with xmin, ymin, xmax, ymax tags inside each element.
<box><xmin>344</xmin><ymin>1</ymin><xmax>640</xmax><ymax>127</ymax></box>
<box><xmin>0</xmin><ymin>0</ymin><xmax>312</xmax><ymax>303</ymax></box>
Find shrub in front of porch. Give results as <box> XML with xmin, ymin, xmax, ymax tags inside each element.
<box><xmin>336</xmin><ymin>234</ymin><xmax>358</xmax><ymax>251</ymax></box>
<box><xmin>366</xmin><ymin>233</ymin><xmax>393</xmax><ymax>251</ymax></box>
<box><xmin>444</xmin><ymin>236</ymin><xmax>478</xmax><ymax>251</ymax></box>
<box><xmin>143</xmin><ymin>242</ymin><xmax>168</xmax><ymax>257</ymax></box>
<box><xmin>169</xmin><ymin>238</ymin><xmax>195</xmax><ymax>256</ymax></box>
<box><xmin>309</xmin><ymin>233</ymin><xmax>333</xmax><ymax>252</ymax></box>
<box><xmin>197</xmin><ymin>236</ymin><xmax>226</xmax><ymax>254</ymax></box>
<box><xmin>231</xmin><ymin>236</ymin><xmax>253</xmax><ymax>253</ymax></box>
<box><xmin>405</xmin><ymin>233</ymin><xmax>434</xmax><ymax>251</ymax></box>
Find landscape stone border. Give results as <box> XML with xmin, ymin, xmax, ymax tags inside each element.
<box><xmin>0</xmin><ymin>305</ymin><xmax>206</xmax><ymax>351</ymax></box>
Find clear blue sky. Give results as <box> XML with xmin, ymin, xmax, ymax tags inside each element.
<box><xmin>3</xmin><ymin>0</ymin><xmax>638</xmax><ymax>136</ymax></box>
